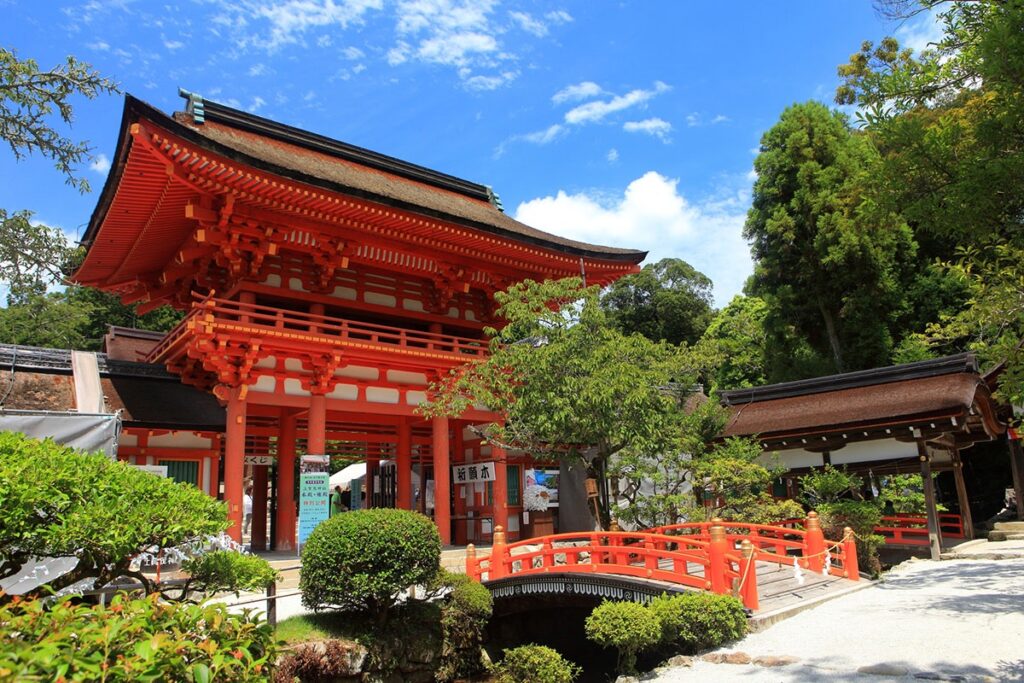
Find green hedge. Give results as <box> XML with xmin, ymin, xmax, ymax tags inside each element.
<box><xmin>492</xmin><ymin>644</ymin><xmax>581</xmax><ymax>683</ymax></box>
<box><xmin>299</xmin><ymin>508</ymin><xmax>441</xmax><ymax>623</ymax></box>
<box><xmin>647</xmin><ymin>593</ymin><xmax>747</xmax><ymax>653</ymax></box>
<box><xmin>0</xmin><ymin>593</ymin><xmax>275</xmax><ymax>682</ymax></box>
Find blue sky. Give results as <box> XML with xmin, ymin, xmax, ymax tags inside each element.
<box><xmin>0</xmin><ymin>0</ymin><xmax>941</xmax><ymax>305</ymax></box>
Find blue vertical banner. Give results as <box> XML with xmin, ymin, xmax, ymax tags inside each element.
<box><xmin>298</xmin><ymin>471</ymin><xmax>330</xmax><ymax>546</ymax></box>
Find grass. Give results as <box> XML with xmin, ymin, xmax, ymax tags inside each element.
<box><xmin>276</xmin><ymin>612</ymin><xmax>354</xmax><ymax>644</ymax></box>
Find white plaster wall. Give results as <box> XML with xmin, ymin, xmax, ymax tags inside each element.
<box><xmin>387</xmin><ymin>370</ymin><xmax>428</xmax><ymax>385</ymax></box>
<box><xmin>366</xmin><ymin>387</ymin><xmax>399</xmax><ymax>404</ymax></box>
<box><xmin>406</xmin><ymin>390</ymin><xmax>428</xmax><ymax>406</ymax></box>
<box><xmin>147</xmin><ymin>431</ymin><xmax>212</xmax><ymax>450</ymax></box>
<box><xmin>364</xmin><ymin>291</ymin><xmax>396</xmax><ymax>307</ymax></box>
<box><xmin>337</xmin><ymin>365</ymin><xmax>379</xmax><ymax>381</ymax></box>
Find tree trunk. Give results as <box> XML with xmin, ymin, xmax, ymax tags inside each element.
<box><xmin>818</xmin><ymin>301</ymin><xmax>844</xmax><ymax>373</ymax></box>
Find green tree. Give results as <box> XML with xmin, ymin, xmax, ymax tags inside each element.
<box><xmin>745</xmin><ymin>101</ymin><xmax>917</xmax><ymax>376</ymax></box>
<box><xmin>423</xmin><ymin>278</ymin><xmax>688</xmax><ymax>528</ymax></box>
<box><xmin>601</xmin><ymin>257</ymin><xmax>714</xmax><ymax>346</ymax></box>
<box><xmin>695</xmin><ymin>294</ymin><xmax>769</xmax><ymax>391</ymax></box>
<box><xmin>1</xmin><ymin>47</ymin><xmax>118</xmax><ymax>193</ymax></box>
<box><xmin>836</xmin><ymin>0</ymin><xmax>1024</xmax><ymax>401</ymax></box>
<box><xmin>0</xmin><ymin>432</ymin><xmax>275</xmax><ymax>600</ymax></box>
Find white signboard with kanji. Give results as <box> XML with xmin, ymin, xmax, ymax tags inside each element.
<box><xmin>453</xmin><ymin>461</ymin><xmax>496</xmax><ymax>484</ymax></box>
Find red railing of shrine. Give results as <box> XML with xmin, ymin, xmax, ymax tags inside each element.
<box><xmin>465</xmin><ymin>512</ymin><xmax>858</xmax><ymax>611</ymax></box>
<box><xmin>873</xmin><ymin>512</ymin><xmax>965</xmax><ymax>546</ymax></box>
<box><xmin>147</xmin><ymin>296</ymin><xmax>489</xmax><ymax>365</ymax></box>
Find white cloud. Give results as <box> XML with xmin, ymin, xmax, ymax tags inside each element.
<box><xmin>87</xmin><ymin>40</ymin><xmax>110</xmax><ymax>51</ymax></box>
<box><xmin>895</xmin><ymin>8</ymin><xmax>943</xmax><ymax>54</ymax></box>
<box><xmin>514</xmin><ymin>172</ymin><xmax>752</xmax><ymax>305</ymax></box>
<box><xmin>607</xmin><ymin>148</ymin><xmax>619</xmax><ymax>163</ymax></box>
<box><xmin>248</xmin><ymin>95</ymin><xmax>267</xmax><ymax>112</ymax></box>
<box><xmin>464</xmin><ymin>71</ymin><xmax>518</xmax><ymax>91</ymax></box>
<box><xmin>163</xmin><ymin>38</ymin><xmax>184</xmax><ymax>50</ymax></box>
<box><xmin>341</xmin><ymin>45</ymin><xmax>364</xmax><ymax>59</ymax></box>
<box><xmin>509</xmin><ymin>11</ymin><xmax>547</xmax><ymax>37</ymax></box>
<box><xmin>523</xmin><ymin>124</ymin><xmax>565</xmax><ymax>144</ymax></box>
<box><xmin>623</xmin><ymin>117</ymin><xmax>672</xmax><ymax>141</ymax></box>
<box><xmin>686</xmin><ymin>112</ymin><xmax>700</xmax><ymax>127</ymax></box>
<box><xmin>711</xmin><ymin>114</ymin><xmax>729</xmax><ymax>124</ymax></box>
<box><xmin>89</xmin><ymin>153</ymin><xmax>111</xmax><ymax>174</ymax></box>
<box><xmin>317</xmin><ymin>34</ymin><xmax>332</xmax><ymax>47</ymax></box>
<box><xmin>216</xmin><ymin>0</ymin><xmax>384</xmax><ymax>51</ymax></box>
<box><xmin>564</xmin><ymin>81</ymin><xmax>670</xmax><ymax>125</ymax></box>
<box><xmin>545</xmin><ymin>10</ymin><xmax>572</xmax><ymax>24</ymax></box>
<box><xmin>551</xmin><ymin>81</ymin><xmax>603</xmax><ymax>105</ymax></box>
<box><xmin>248</xmin><ymin>62</ymin><xmax>269</xmax><ymax>76</ymax></box>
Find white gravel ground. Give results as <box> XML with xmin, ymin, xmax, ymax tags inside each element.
<box><xmin>649</xmin><ymin>558</ymin><xmax>1024</xmax><ymax>682</ymax></box>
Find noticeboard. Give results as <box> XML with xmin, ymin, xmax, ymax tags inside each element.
<box><xmin>298</xmin><ymin>471</ymin><xmax>330</xmax><ymax>546</ymax></box>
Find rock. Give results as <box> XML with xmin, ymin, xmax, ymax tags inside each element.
<box><xmin>987</xmin><ymin>531</ymin><xmax>1007</xmax><ymax>542</ymax></box>
<box><xmin>858</xmin><ymin>663</ymin><xmax>911</xmax><ymax>676</ymax></box>
<box><xmin>703</xmin><ymin>652</ymin><xmax>751</xmax><ymax>664</ymax></box>
<box><xmin>614</xmin><ymin>676</ymin><xmax>639</xmax><ymax>683</ymax></box>
<box><xmin>913</xmin><ymin>673</ymin><xmax>966</xmax><ymax>681</ymax></box>
<box><xmin>753</xmin><ymin>655</ymin><xmax>800</xmax><ymax>667</ymax></box>
<box><xmin>664</xmin><ymin>655</ymin><xmax>694</xmax><ymax>668</ymax></box>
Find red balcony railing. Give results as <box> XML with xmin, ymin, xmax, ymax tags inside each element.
<box><xmin>147</xmin><ymin>296</ymin><xmax>488</xmax><ymax>365</ymax></box>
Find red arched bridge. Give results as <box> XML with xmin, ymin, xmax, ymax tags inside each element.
<box><xmin>465</xmin><ymin>513</ymin><xmax>860</xmax><ymax>613</ymax></box>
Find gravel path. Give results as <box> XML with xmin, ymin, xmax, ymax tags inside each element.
<box><xmin>648</xmin><ymin>558</ymin><xmax>1024</xmax><ymax>682</ymax></box>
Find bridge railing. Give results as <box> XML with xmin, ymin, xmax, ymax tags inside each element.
<box><xmin>873</xmin><ymin>512</ymin><xmax>964</xmax><ymax>546</ymax></box>
<box><xmin>466</xmin><ymin>512</ymin><xmax>858</xmax><ymax>612</ymax></box>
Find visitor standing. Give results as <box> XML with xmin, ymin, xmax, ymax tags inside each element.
<box><xmin>331</xmin><ymin>485</ymin><xmax>348</xmax><ymax>516</ymax></box>
<box><xmin>243</xmin><ymin>485</ymin><xmax>253</xmax><ymax>536</ymax></box>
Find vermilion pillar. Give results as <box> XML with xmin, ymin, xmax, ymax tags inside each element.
<box><xmin>224</xmin><ymin>387</ymin><xmax>247</xmax><ymax>543</ymax></box>
<box><xmin>397</xmin><ymin>419</ymin><xmax>412</xmax><ymax>510</ymax></box>
<box><xmin>308</xmin><ymin>393</ymin><xmax>327</xmax><ymax>455</ymax></box>
<box><xmin>275</xmin><ymin>411</ymin><xmax>298</xmax><ymax>551</ymax></box>
<box><xmin>491</xmin><ymin>442</ymin><xmax>509</xmax><ymax>538</ymax></box>
<box><xmin>251</xmin><ymin>464</ymin><xmax>268</xmax><ymax>550</ymax></box>
<box><xmin>432</xmin><ymin>416</ymin><xmax>451</xmax><ymax>545</ymax></box>
<box><xmin>453</xmin><ymin>422</ymin><xmax>467</xmax><ymax>544</ymax></box>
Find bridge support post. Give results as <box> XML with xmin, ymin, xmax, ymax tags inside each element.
<box><xmin>490</xmin><ymin>526</ymin><xmax>508</xmax><ymax>580</ymax></box>
<box><xmin>843</xmin><ymin>527</ymin><xmax>859</xmax><ymax>581</ymax></box>
<box><xmin>805</xmin><ymin>512</ymin><xmax>825</xmax><ymax>573</ymax></box>
<box><xmin>738</xmin><ymin>539</ymin><xmax>758</xmax><ymax>611</ymax></box>
<box><xmin>708</xmin><ymin>518</ymin><xmax>728</xmax><ymax>595</ymax></box>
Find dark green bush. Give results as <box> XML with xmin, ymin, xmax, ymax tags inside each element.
<box><xmin>300</xmin><ymin>508</ymin><xmax>441</xmax><ymax>623</ymax></box>
<box><xmin>492</xmin><ymin>644</ymin><xmax>581</xmax><ymax>683</ymax></box>
<box><xmin>584</xmin><ymin>600</ymin><xmax>662</xmax><ymax>675</ymax></box>
<box><xmin>818</xmin><ymin>500</ymin><xmax>885</xmax><ymax>577</ymax></box>
<box><xmin>435</xmin><ymin>569</ymin><xmax>493</xmax><ymax>682</ymax></box>
<box><xmin>0</xmin><ymin>593</ymin><xmax>275</xmax><ymax>682</ymax></box>
<box><xmin>648</xmin><ymin>592</ymin><xmax>747</xmax><ymax>653</ymax></box>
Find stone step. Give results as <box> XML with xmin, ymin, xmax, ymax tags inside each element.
<box><xmin>993</xmin><ymin>521</ymin><xmax>1024</xmax><ymax>532</ymax></box>
<box><xmin>987</xmin><ymin>530</ymin><xmax>1024</xmax><ymax>542</ymax></box>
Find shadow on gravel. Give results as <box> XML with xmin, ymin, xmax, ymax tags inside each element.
<box><xmin>996</xmin><ymin>659</ymin><xmax>1024</xmax><ymax>683</ymax></box>
<box><xmin>874</xmin><ymin>561</ymin><xmax>1024</xmax><ymax>615</ymax></box>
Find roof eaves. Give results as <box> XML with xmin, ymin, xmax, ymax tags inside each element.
<box><xmin>720</xmin><ymin>353</ymin><xmax>979</xmax><ymax>406</ymax></box>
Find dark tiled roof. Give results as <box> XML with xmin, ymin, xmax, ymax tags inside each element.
<box><xmin>0</xmin><ymin>344</ymin><xmax>223</xmax><ymax>431</ymax></box>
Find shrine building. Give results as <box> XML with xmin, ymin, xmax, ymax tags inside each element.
<box><xmin>71</xmin><ymin>92</ymin><xmax>645</xmax><ymax>549</ymax></box>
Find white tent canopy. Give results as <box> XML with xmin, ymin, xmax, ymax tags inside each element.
<box><xmin>330</xmin><ymin>462</ymin><xmax>366</xmax><ymax>488</ymax></box>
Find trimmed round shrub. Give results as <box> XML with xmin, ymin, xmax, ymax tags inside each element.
<box><xmin>492</xmin><ymin>644</ymin><xmax>581</xmax><ymax>683</ymax></box>
<box><xmin>647</xmin><ymin>592</ymin><xmax>747</xmax><ymax>653</ymax></box>
<box><xmin>584</xmin><ymin>600</ymin><xmax>662</xmax><ymax>675</ymax></box>
<box><xmin>435</xmin><ymin>569</ymin><xmax>493</xmax><ymax>681</ymax></box>
<box><xmin>300</xmin><ymin>508</ymin><xmax>441</xmax><ymax>623</ymax></box>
